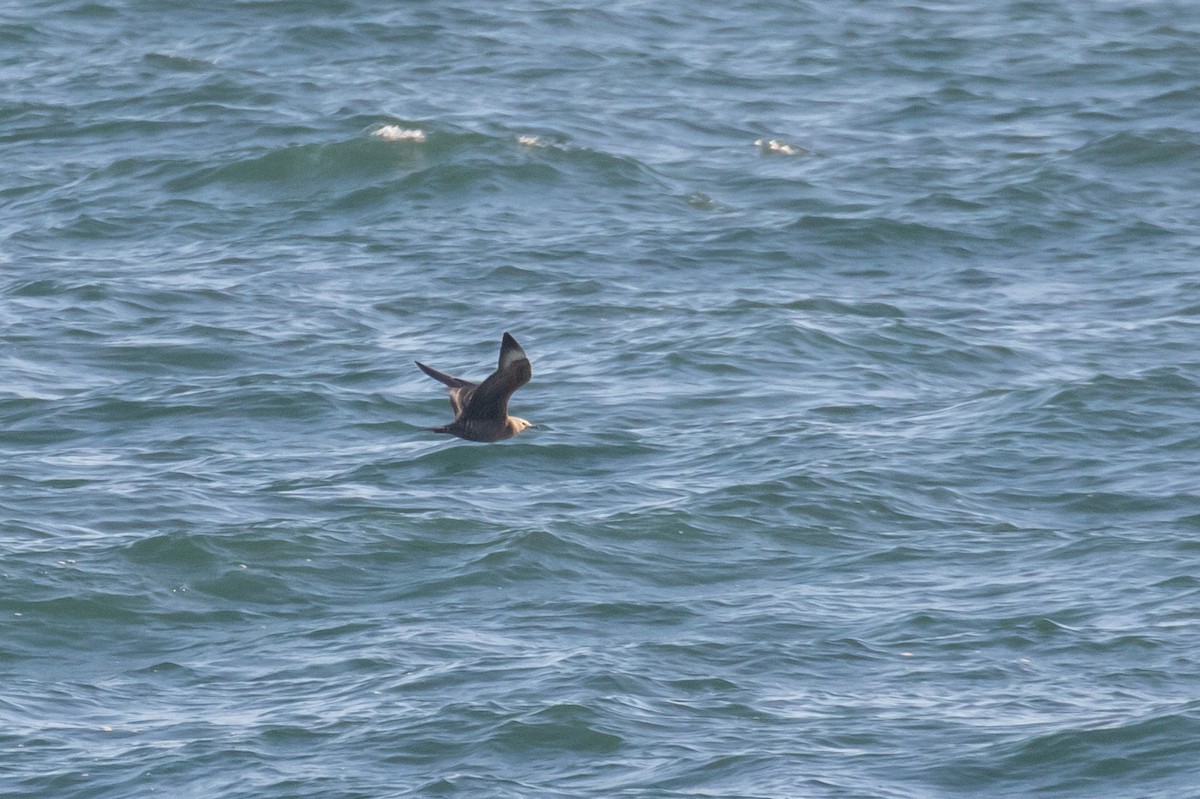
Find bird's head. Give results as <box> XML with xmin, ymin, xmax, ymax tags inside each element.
<box><xmin>511</xmin><ymin>417</ymin><xmax>535</xmax><ymax>435</ymax></box>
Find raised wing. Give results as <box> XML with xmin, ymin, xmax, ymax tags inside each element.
<box><xmin>460</xmin><ymin>332</ymin><xmax>531</xmax><ymax>422</ymax></box>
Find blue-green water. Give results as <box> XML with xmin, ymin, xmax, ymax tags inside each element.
<box><xmin>4</xmin><ymin>1</ymin><xmax>1200</xmax><ymax>797</ymax></box>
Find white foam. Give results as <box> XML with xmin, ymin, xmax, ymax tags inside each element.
<box><xmin>755</xmin><ymin>138</ymin><xmax>805</xmax><ymax>156</ymax></box>
<box><xmin>372</xmin><ymin>125</ymin><xmax>426</xmax><ymax>142</ymax></box>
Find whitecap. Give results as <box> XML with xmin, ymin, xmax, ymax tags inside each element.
<box><xmin>372</xmin><ymin>125</ymin><xmax>426</xmax><ymax>142</ymax></box>
<box><xmin>755</xmin><ymin>138</ymin><xmax>806</xmax><ymax>156</ymax></box>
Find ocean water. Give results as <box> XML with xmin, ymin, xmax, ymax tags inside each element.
<box><xmin>4</xmin><ymin>0</ymin><xmax>1200</xmax><ymax>796</ymax></box>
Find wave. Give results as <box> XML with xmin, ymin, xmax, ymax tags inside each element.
<box><xmin>938</xmin><ymin>707</ymin><xmax>1200</xmax><ymax>795</ymax></box>
<box><xmin>166</xmin><ymin>121</ymin><xmax>671</xmax><ymax>206</ymax></box>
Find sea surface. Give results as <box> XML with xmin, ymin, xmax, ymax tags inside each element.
<box><xmin>4</xmin><ymin>1</ymin><xmax>1200</xmax><ymax>797</ymax></box>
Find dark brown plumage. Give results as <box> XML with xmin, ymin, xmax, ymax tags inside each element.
<box><xmin>416</xmin><ymin>332</ymin><xmax>534</xmax><ymax>442</ymax></box>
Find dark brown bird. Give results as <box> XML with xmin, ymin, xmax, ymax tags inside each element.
<box><xmin>416</xmin><ymin>332</ymin><xmax>534</xmax><ymax>442</ymax></box>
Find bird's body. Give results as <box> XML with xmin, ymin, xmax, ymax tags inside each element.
<box><xmin>416</xmin><ymin>332</ymin><xmax>533</xmax><ymax>442</ymax></box>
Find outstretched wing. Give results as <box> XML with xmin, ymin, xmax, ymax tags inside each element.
<box><xmin>415</xmin><ymin>361</ymin><xmax>477</xmax><ymax>420</ymax></box>
<box><xmin>460</xmin><ymin>332</ymin><xmax>531</xmax><ymax>422</ymax></box>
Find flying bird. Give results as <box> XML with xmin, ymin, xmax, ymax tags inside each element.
<box><xmin>416</xmin><ymin>332</ymin><xmax>534</xmax><ymax>442</ymax></box>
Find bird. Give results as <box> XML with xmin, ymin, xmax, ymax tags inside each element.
<box><xmin>415</xmin><ymin>332</ymin><xmax>534</xmax><ymax>442</ymax></box>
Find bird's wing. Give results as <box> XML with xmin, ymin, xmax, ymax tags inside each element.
<box><xmin>415</xmin><ymin>361</ymin><xmax>477</xmax><ymax>420</ymax></box>
<box><xmin>460</xmin><ymin>333</ymin><xmax>531</xmax><ymax>422</ymax></box>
